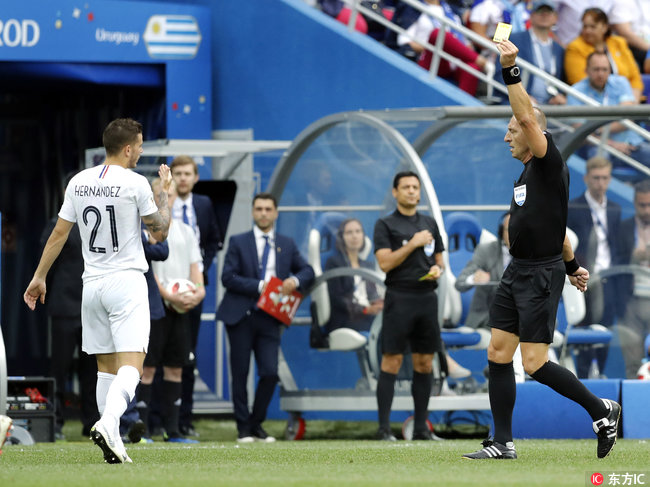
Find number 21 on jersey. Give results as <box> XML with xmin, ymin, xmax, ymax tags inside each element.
<box><xmin>83</xmin><ymin>205</ymin><xmax>119</xmax><ymax>253</ymax></box>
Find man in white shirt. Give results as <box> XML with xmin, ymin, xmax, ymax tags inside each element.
<box><xmin>138</xmin><ymin>179</ymin><xmax>204</xmax><ymax>444</ymax></box>
<box><xmin>24</xmin><ymin>118</ymin><xmax>172</xmax><ymax>464</ymax></box>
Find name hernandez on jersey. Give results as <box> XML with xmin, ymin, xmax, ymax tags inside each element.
<box><xmin>74</xmin><ymin>185</ymin><xmax>121</xmax><ymax>198</ymax></box>
<box><xmin>59</xmin><ymin>165</ymin><xmax>158</xmax><ymax>282</ymax></box>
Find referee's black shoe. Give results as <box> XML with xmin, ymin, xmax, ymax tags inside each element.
<box><xmin>376</xmin><ymin>428</ymin><xmax>397</xmax><ymax>441</ymax></box>
<box><xmin>412</xmin><ymin>429</ymin><xmax>442</xmax><ymax>441</ymax></box>
<box><xmin>462</xmin><ymin>439</ymin><xmax>517</xmax><ymax>460</ymax></box>
<box><xmin>593</xmin><ymin>398</ymin><xmax>621</xmax><ymax>459</ymax></box>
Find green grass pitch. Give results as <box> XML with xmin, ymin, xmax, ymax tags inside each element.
<box><xmin>1</xmin><ymin>419</ymin><xmax>647</xmax><ymax>487</ymax></box>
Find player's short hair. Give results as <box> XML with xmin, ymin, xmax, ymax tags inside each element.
<box><xmin>393</xmin><ymin>171</ymin><xmax>420</xmax><ymax>189</ymax></box>
<box><xmin>586</xmin><ymin>156</ymin><xmax>612</xmax><ymax>173</ymax></box>
<box><xmin>170</xmin><ymin>155</ymin><xmax>198</xmax><ymax>175</ymax></box>
<box><xmin>253</xmin><ymin>192</ymin><xmax>277</xmax><ymax>208</ymax></box>
<box><xmin>103</xmin><ymin>118</ymin><xmax>142</xmax><ymax>157</ymax></box>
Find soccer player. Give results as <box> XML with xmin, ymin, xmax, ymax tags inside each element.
<box><xmin>462</xmin><ymin>40</ymin><xmax>620</xmax><ymax>460</ymax></box>
<box><xmin>23</xmin><ymin>118</ymin><xmax>172</xmax><ymax>464</ymax></box>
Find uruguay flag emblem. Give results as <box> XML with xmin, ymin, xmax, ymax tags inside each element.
<box><xmin>144</xmin><ymin>15</ymin><xmax>201</xmax><ymax>60</ymax></box>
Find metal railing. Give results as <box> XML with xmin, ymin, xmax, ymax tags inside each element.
<box><xmin>338</xmin><ymin>0</ymin><xmax>650</xmax><ymax>178</ymax></box>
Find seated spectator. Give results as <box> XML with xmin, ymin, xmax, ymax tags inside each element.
<box><xmin>617</xmin><ymin>179</ymin><xmax>650</xmax><ymax>377</ymax></box>
<box><xmin>392</xmin><ymin>0</ymin><xmax>491</xmax><ymax>95</ymax></box>
<box><xmin>554</xmin><ymin>0</ymin><xmax>615</xmax><ymax>47</ymax></box>
<box><xmin>608</xmin><ymin>0</ymin><xmax>650</xmax><ymax>70</ymax></box>
<box><xmin>325</xmin><ymin>218</ymin><xmax>383</xmax><ymax>333</ymax></box>
<box><xmin>567</xmin><ymin>156</ymin><xmax>620</xmax><ymax>378</ymax></box>
<box><xmin>454</xmin><ymin>212</ymin><xmax>511</xmax><ymax>330</ymax></box>
<box><xmin>468</xmin><ymin>0</ymin><xmax>529</xmax><ymax>46</ymax></box>
<box><xmin>567</xmin><ymin>51</ymin><xmax>650</xmax><ymax>168</ymax></box>
<box><xmin>495</xmin><ymin>0</ymin><xmax>566</xmax><ymax>105</ymax></box>
<box><xmin>318</xmin><ymin>0</ymin><xmax>394</xmax><ymax>40</ymax></box>
<box><xmin>565</xmin><ymin>8</ymin><xmax>643</xmax><ymax>102</ymax></box>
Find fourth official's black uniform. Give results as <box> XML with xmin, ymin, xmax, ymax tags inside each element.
<box><xmin>374</xmin><ymin>210</ymin><xmax>445</xmax><ymax>354</ymax></box>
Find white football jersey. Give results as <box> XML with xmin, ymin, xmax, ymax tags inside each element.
<box><xmin>59</xmin><ymin>164</ymin><xmax>158</xmax><ymax>282</ymax></box>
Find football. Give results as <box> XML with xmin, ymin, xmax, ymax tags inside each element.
<box><xmin>637</xmin><ymin>361</ymin><xmax>650</xmax><ymax>380</ymax></box>
<box><xmin>164</xmin><ymin>278</ymin><xmax>196</xmax><ymax>314</ymax></box>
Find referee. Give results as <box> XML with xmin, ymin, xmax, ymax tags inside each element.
<box><xmin>373</xmin><ymin>171</ymin><xmax>445</xmax><ymax>441</ymax></box>
<box><xmin>463</xmin><ymin>40</ymin><xmax>620</xmax><ymax>460</ymax></box>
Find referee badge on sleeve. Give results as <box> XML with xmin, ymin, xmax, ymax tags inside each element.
<box><xmin>514</xmin><ymin>184</ymin><xmax>526</xmax><ymax>206</ymax></box>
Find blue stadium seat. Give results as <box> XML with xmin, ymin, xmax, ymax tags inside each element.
<box><xmin>441</xmin><ymin>212</ymin><xmax>483</xmax><ymax>348</ymax></box>
<box><xmin>555</xmin><ymin>279</ymin><xmax>613</xmax><ymax>376</ymax></box>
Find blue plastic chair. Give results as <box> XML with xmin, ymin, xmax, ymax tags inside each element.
<box><xmin>441</xmin><ymin>212</ymin><xmax>484</xmax><ymax>348</ymax></box>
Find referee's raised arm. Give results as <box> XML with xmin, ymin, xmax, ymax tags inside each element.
<box><xmin>497</xmin><ymin>39</ymin><xmax>548</xmax><ymax>160</ymax></box>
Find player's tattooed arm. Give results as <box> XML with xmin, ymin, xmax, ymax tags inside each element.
<box><xmin>143</xmin><ymin>164</ymin><xmax>172</xmax><ymax>242</ymax></box>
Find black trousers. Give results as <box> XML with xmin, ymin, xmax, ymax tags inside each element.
<box><xmin>179</xmin><ymin>301</ymin><xmax>203</xmax><ymax>429</ymax></box>
<box><xmin>226</xmin><ymin>310</ymin><xmax>280</xmax><ymax>436</ymax></box>
<box><xmin>50</xmin><ymin>317</ymin><xmax>99</xmax><ymax>431</ymax></box>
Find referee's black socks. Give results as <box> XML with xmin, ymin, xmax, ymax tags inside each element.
<box><xmin>488</xmin><ymin>360</ymin><xmax>516</xmax><ymax>445</ymax></box>
<box><xmin>531</xmin><ymin>361</ymin><xmax>608</xmax><ymax>420</ymax></box>
<box><xmin>412</xmin><ymin>371</ymin><xmax>433</xmax><ymax>432</ymax></box>
<box><xmin>377</xmin><ymin>371</ymin><xmax>397</xmax><ymax>431</ymax></box>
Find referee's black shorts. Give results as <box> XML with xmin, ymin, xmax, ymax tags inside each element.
<box><xmin>381</xmin><ymin>288</ymin><xmax>441</xmax><ymax>355</ymax></box>
<box><xmin>144</xmin><ymin>310</ymin><xmax>191</xmax><ymax>368</ymax></box>
<box><xmin>489</xmin><ymin>255</ymin><xmax>565</xmax><ymax>343</ymax></box>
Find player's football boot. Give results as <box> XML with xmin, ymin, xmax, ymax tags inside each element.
<box><xmin>90</xmin><ymin>421</ymin><xmax>129</xmax><ymax>464</ymax></box>
<box><xmin>462</xmin><ymin>438</ymin><xmax>517</xmax><ymax>460</ymax></box>
<box><xmin>593</xmin><ymin>398</ymin><xmax>620</xmax><ymax>459</ymax></box>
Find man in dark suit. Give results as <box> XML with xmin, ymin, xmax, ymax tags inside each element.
<box><xmin>617</xmin><ymin>179</ymin><xmax>650</xmax><ymax>377</ymax></box>
<box><xmin>567</xmin><ymin>156</ymin><xmax>621</xmax><ymax>377</ymax></box>
<box><xmin>217</xmin><ymin>193</ymin><xmax>314</xmax><ymax>442</ymax></box>
<box><xmin>455</xmin><ymin>213</ymin><xmax>511</xmax><ymax>330</ymax></box>
<box><xmin>495</xmin><ymin>0</ymin><xmax>566</xmax><ymax>105</ymax></box>
<box><xmin>170</xmin><ymin>155</ymin><xmax>222</xmax><ymax>437</ymax></box>
<box><xmin>568</xmin><ymin>156</ymin><xmax>621</xmax><ymax>326</ymax></box>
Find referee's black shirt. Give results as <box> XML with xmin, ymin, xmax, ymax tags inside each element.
<box><xmin>508</xmin><ymin>132</ymin><xmax>569</xmax><ymax>260</ymax></box>
<box><xmin>374</xmin><ymin>210</ymin><xmax>445</xmax><ymax>292</ymax></box>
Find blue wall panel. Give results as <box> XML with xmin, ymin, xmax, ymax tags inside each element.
<box><xmin>211</xmin><ymin>0</ymin><xmax>479</xmax><ymax>141</ymax></box>
<box><xmin>622</xmin><ymin>380</ymin><xmax>650</xmax><ymax>439</ymax></box>
<box><xmin>512</xmin><ymin>379</ymin><xmax>620</xmax><ymax>439</ymax></box>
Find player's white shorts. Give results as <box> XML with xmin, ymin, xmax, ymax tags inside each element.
<box><xmin>81</xmin><ymin>270</ymin><xmax>150</xmax><ymax>355</ymax></box>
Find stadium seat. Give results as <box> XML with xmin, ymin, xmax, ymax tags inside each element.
<box><xmin>307</xmin><ymin>212</ymin><xmax>372</xmax><ymax>351</ymax></box>
<box><xmin>555</xmin><ymin>281</ymin><xmax>613</xmax><ymax>376</ymax></box>
<box><xmin>440</xmin><ymin>212</ymin><xmax>483</xmax><ymax>348</ymax></box>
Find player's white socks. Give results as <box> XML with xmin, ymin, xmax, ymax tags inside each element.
<box><xmin>96</xmin><ymin>372</ymin><xmax>116</xmax><ymax>416</ymax></box>
<box><xmin>101</xmin><ymin>365</ymin><xmax>141</xmax><ymax>428</ymax></box>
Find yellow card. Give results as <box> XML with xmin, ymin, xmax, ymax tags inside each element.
<box><xmin>418</xmin><ymin>273</ymin><xmax>432</xmax><ymax>281</ymax></box>
<box><xmin>493</xmin><ymin>22</ymin><xmax>512</xmax><ymax>43</ymax></box>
